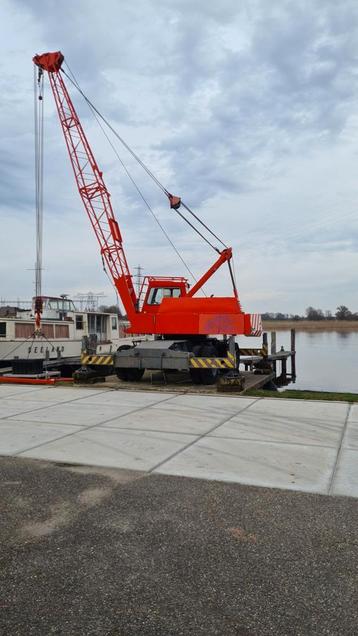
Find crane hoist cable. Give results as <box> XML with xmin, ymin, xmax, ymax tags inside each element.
<box><xmin>32</xmin><ymin>65</ymin><xmax>72</xmax><ymax>349</ymax></box>
<box><xmin>86</xmin><ymin>95</ymin><xmax>201</xmax><ymax>287</ymax></box>
<box><xmin>61</xmin><ymin>66</ymin><xmax>228</xmax><ymax>254</ymax></box>
<box><xmin>0</xmin><ymin>333</ymin><xmax>37</xmax><ymax>362</ymax></box>
<box><xmin>34</xmin><ymin>65</ymin><xmax>44</xmax><ymax>302</ymax></box>
<box><xmin>62</xmin><ymin>62</ymin><xmax>206</xmax><ymax>294</ymax></box>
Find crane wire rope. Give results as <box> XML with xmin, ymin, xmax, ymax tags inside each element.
<box><xmin>89</xmin><ymin>101</ymin><xmax>200</xmax><ymax>285</ymax></box>
<box><xmin>34</xmin><ymin>66</ymin><xmax>44</xmax><ymax>301</ymax></box>
<box><xmin>61</xmin><ymin>66</ymin><xmax>227</xmax><ymax>253</ymax></box>
<box><xmin>62</xmin><ymin>62</ymin><xmax>207</xmax><ymax>295</ymax></box>
<box><xmin>0</xmin><ymin>333</ymin><xmax>38</xmax><ymax>362</ymax></box>
<box><xmin>32</xmin><ymin>68</ymin><xmax>69</xmax><ymax>354</ymax></box>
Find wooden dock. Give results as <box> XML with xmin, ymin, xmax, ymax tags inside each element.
<box><xmin>240</xmin><ymin>371</ymin><xmax>276</xmax><ymax>393</ymax></box>
<box><xmin>88</xmin><ymin>368</ymin><xmax>276</xmax><ymax>395</ymax></box>
<box><xmin>240</xmin><ymin>329</ymin><xmax>296</xmax><ymax>388</ymax></box>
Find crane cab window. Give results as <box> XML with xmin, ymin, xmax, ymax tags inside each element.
<box><xmin>147</xmin><ymin>287</ymin><xmax>181</xmax><ymax>305</ymax></box>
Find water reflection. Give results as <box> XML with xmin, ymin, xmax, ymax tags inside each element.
<box><xmin>337</xmin><ymin>332</ymin><xmax>350</xmax><ymax>341</ymax></box>
<box><xmin>237</xmin><ymin>330</ymin><xmax>358</xmax><ymax>393</ymax></box>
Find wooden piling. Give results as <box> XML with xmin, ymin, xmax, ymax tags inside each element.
<box><xmin>262</xmin><ymin>332</ymin><xmax>268</xmax><ymax>357</ymax></box>
<box><xmin>271</xmin><ymin>331</ymin><xmax>277</xmax><ymax>374</ymax></box>
<box><xmin>290</xmin><ymin>329</ymin><xmax>296</xmax><ymax>380</ymax></box>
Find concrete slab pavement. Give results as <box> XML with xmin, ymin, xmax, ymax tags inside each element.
<box><xmin>0</xmin><ymin>384</ymin><xmax>355</xmax><ymax>497</ymax></box>
<box><xmin>155</xmin><ymin>435</ymin><xmax>338</xmax><ymax>493</ymax></box>
<box><xmin>330</xmin><ymin>405</ymin><xmax>358</xmax><ymax>497</ymax></box>
<box><xmin>0</xmin><ymin>420</ymin><xmax>82</xmax><ymax>455</ymax></box>
<box><xmin>19</xmin><ymin>427</ymin><xmax>195</xmax><ymax>471</ymax></box>
<box><xmin>209</xmin><ymin>398</ymin><xmax>348</xmax><ymax>446</ymax></box>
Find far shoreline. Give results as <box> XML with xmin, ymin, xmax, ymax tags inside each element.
<box><xmin>262</xmin><ymin>320</ymin><xmax>358</xmax><ymax>332</ymax></box>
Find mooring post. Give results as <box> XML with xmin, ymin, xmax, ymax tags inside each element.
<box><xmin>271</xmin><ymin>331</ymin><xmax>277</xmax><ymax>374</ymax></box>
<box><xmin>228</xmin><ymin>335</ymin><xmax>237</xmax><ymax>368</ymax></box>
<box><xmin>290</xmin><ymin>328</ymin><xmax>296</xmax><ymax>381</ymax></box>
<box><xmin>262</xmin><ymin>332</ymin><xmax>268</xmax><ymax>358</ymax></box>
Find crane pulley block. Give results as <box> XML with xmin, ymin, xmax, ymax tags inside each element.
<box><xmin>33</xmin><ymin>51</ymin><xmax>64</xmax><ymax>73</ymax></box>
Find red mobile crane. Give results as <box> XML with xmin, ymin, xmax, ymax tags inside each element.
<box><xmin>33</xmin><ymin>51</ymin><xmax>261</xmax><ymax>384</ymax></box>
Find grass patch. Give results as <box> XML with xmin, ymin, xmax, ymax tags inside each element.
<box><xmin>244</xmin><ymin>389</ymin><xmax>358</xmax><ymax>403</ymax></box>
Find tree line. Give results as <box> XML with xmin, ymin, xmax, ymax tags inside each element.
<box><xmin>101</xmin><ymin>303</ymin><xmax>357</xmax><ymax>322</ymax></box>
<box><xmin>262</xmin><ymin>306</ymin><xmax>357</xmax><ymax>321</ymax></box>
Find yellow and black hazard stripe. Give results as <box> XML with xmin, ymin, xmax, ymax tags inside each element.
<box><xmin>239</xmin><ymin>348</ymin><xmax>265</xmax><ymax>356</ymax></box>
<box><xmin>190</xmin><ymin>351</ymin><xmax>236</xmax><ymax>369</ymax></box>
<box><xmin>81</xmin><ymin>353</ymin><xmax>114</xmax><ymax>366</ymax></box>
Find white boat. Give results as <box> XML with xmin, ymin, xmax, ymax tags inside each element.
<box><xmin>0</xmin><ymin>295</ymin><xmax>130</xmax><ymax>366</ymax></box>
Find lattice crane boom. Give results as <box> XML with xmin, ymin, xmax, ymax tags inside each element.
<box><xmin>33</xmin><ymin>51</ymin><xmax>137</xmax><ymax>320</ymax></box>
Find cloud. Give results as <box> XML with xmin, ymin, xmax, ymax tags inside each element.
<box><xmin>0</xmin><ymin>0</ymin><xmax>358</xmax><ymax>315</ymax></box>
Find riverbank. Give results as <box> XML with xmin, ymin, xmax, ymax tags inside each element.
<box><xmin>263</xmin><ymin>320</ymin><xmax>358</xmax><ymax>332</ymax></box>
<box><xmin>246</xmin><ymin>388</ymin><xmax>358</xmax><ymax>402</ymax></box>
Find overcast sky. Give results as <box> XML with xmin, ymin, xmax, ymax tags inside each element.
<box><xmin>1</xmin><ymin>0</ymin><xmax>358</xmax><ymax>315</ymax></box>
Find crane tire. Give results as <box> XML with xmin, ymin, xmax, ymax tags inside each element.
<box><xmin>189</xmin><ymin>345</ymin><xmax>203</xmax><ymax>384</ymax></box>
<box><xmin>116</xmin><ymin>368</ymin><xmax>145</xmax><ymax>382</ymax></box>
<box><xmin>198</xmin><ymin>344</ymin><xmax>219</xmax><ymax>385</ymax></box>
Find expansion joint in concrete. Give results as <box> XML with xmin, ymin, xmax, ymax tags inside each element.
<box><xmin>327</xmin><ymin>403</ymin><xmax>352</xmax><ymax>495</ymax></box>
<box><xmin>148</xmin><ymin>397</ymin><xmax>262</xmax><ymax>473</ymax></box>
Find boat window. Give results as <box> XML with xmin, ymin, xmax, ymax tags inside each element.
<box><xmin>88</xmin><ymin>314</ymin><xmax>107</xmax><ymax>342</ymax></box>
<box><xmin>0</xmin><ymin>322</ymin><xmax>6</xmax><ymax>337</ymax></box>
<box><xmin>76</xmin><ymin>315</ymin><xmax>84</xmax><ymax>330</ymax></box>
<box><xmin>147</xmin><ymin>287</ymin><xmax>181</xmax><ymax>305</ymax></box>
<box><xmin>111</xmin><ymin>317</ymin><xmax>117</xmax><ymax>330</ymax></box>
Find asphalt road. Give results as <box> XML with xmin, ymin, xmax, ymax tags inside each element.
<box><xmin>0</xmin><ymin>456</ymin><xmax>357</xmax><ymax>635</ymax></box>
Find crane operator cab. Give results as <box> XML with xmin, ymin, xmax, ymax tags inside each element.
<box><xmin>148</xmin><ymin>287</ymin><xmax>181</xmax><ymax>304</ymax></box>
<box><xmin>141</xmin><ymin>277</ymin><xmax>188</xmax><ymax>312</ymax></box>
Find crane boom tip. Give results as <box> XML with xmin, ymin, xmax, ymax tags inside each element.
<box><xmin>33</xmin><ymin>51</ymin><xmax>64</xmax><ymax>73</ymax></box>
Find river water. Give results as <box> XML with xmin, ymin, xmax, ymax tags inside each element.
<box><xmin>237</xmin><ymin>331</ymin><xmax>358</xmax><ymax>394</ymax></box>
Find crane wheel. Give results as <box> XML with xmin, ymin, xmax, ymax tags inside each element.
<box><xmin>189</xmin><ymin>345</ymin><xmax>203</xmax><ymax>384</ymax></box>
<box><xmin>115</xmin><ymin>344</ymin><xmax>145</xmax><ymax>382</ymax></box>
<box><xmin>116</xmin><ymin>368</ymin><xmax>145</xmax><ymax>382</ymax></box>
<box><xmin>189</xmin><ymin>343</ymin><xmax>219</xmax><ymax>385</ymax></box>
<box><xmin>198</xmin><ymin>344</ymin><xmax>219</xmax><ymax>385</ymax></box>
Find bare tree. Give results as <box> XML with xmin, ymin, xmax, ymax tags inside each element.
<box><xmin>335</xmin><ymin>305</ymin><xmax>352</xmax><ymax>320</ymax></box>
